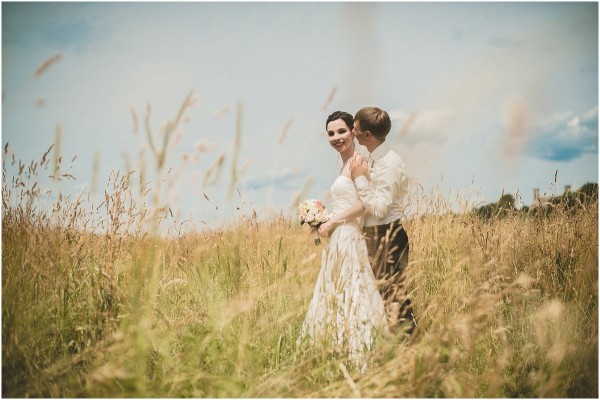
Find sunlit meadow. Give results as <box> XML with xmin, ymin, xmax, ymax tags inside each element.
<box><xmin>2</xmin><ymin>89</ymin><xmax>598</xmax><ymax>398</ymax></box>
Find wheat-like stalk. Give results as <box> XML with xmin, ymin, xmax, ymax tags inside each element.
<box><xmin>2</xmin><ymin>92</ymin><xmax>597</xmax><ymax>397</ymax></box>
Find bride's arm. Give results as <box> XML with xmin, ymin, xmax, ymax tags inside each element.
<box><xmin>318</xmin><ymin>199</ymin><xmax>365</xmax><ymax>237</ymax></box>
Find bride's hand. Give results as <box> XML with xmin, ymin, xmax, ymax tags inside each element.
<box><xmin>318</xmin><ymin>221</ymin><xmax>334</xmax><ymax>237</ymax></box>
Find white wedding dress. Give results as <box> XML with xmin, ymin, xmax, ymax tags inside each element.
<box><xmin>299</xmin><ymin>175</ymin><xmax>388</xmax><ymax>369</ymax></box>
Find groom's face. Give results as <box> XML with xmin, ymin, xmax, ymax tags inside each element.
<box><xmin>353</xmin><ymin>120</ymin><xmax>367</xmax><ymax>145</ymax></box>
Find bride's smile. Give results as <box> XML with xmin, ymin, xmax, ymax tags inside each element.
<box><xmin>327</xmin><ymin>119</ymin><xmax>354</xmax><ymax>155</ymax></box>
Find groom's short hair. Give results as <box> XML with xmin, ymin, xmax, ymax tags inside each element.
<box><xmin>354</xmin><ymin>107</ymin><xmax>391</xmax><ymax>141</ymax></box>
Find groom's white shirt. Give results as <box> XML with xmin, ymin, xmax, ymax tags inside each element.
<box><xmin>354</xmin><ymin>142</ymin><xmax>408</xmax><ymax>227</ymax></box>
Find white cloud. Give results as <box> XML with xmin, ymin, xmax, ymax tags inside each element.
<box><xmin>528</xmin><ymin>106</ymin><xmax>598</xmax><ymax>161</ymax></box>
<box><xmin>539</xmin><ymin>111</ymin><xmax>575</xmax><ymax>131</ymax></box>
<box><xmin>390</xmin><ymin>108</ymin><xmax>456</xmax><ymax>146</ymax></box>
<box><xmin>242</xmin><ymin>167</ymin><xmax>307</xmax><ymax>191</ymax></box>
<box><xmin>393</xmin><ymin>141</ymin><xmax>445</xmax><ymax>187</ymax></box>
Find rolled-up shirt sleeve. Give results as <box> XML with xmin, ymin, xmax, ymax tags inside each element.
<box><xmin>354</xmin><ymin>166</ymin><xmax>402</xmax><ymax>219</ymax></box>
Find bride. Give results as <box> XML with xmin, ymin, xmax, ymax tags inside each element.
<box><xmin>298</xmin><ymin>111</ymin><xmax>387</xmax><ymax>370</ymax></box>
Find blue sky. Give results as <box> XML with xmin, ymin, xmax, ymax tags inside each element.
<box><xmin>2</xmin><ymin>2</ymin><xmax>598</xmax><ymax>228</ymax></box>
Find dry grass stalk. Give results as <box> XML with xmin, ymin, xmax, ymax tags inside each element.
<box><xmin>34</xmin><ymin>53</ymin><xmax>63</xmax><ymax>78</ymax></box>
<box><xmin>278</xmin><ymin>118</ymin><xmax>293</xmax><ymax>145</ymax></box>
<box><xmin>227</xmin><ymin>101</ymin><xmax>243</xmax><ymax>200</ymax></box>
<box><xmin>2</xmin><ymin>93</ymin><xmax>597</xmax><ymax>398</ymax></box>
<box><xmin>321</xmin><ymin>86</ymin><xmax>337</xmax><ymax>111</ymax></box>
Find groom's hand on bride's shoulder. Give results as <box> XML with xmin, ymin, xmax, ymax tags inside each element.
<box><xmin>350</xmin><ymin>154</ymin><xmax>369</xmax><ymax>180</ymax></box>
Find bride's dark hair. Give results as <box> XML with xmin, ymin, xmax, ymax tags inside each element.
<box><xmin>326</xmin><ymin>111</ymin><xmax>354</xmax><ymax>130</ymax></box>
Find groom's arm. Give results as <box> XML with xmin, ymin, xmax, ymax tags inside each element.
<box><xmin>354</xmin><ymin>165</ymin><xmax>403</xmax><ymax>219</ymax></box>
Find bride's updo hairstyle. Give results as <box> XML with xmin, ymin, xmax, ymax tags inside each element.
<box><xmin>326</xmin><ymin>111</ymin><xmax>354</xmax><ymax>130</ymax></box>
<box><xmin>354</xmin><ymin>107</ymin><xmax>391</xmax><ymax>142</ymax></box>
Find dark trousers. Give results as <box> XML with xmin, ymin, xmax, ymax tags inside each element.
<box><xmin>363</xmin><ymin>220</ymin><xmax>415</xmax><ymax>332</ymax></box>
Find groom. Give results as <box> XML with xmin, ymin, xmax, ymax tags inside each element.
<box><xmin>349</xmin><ymin>106</ymin><xmax>415</xmax><ymax>335</ymax></box>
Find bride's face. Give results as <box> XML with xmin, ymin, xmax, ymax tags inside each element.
<box><xmin>326</xmin><ymin>119</ymin><xmax>354</xmax><ymax>154</ymax></box>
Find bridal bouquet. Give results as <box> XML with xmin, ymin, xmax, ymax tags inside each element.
<box><xmin>297</xmin><ymin>199</ymin><xmax>329</xmax><ymax>245</ymax></box>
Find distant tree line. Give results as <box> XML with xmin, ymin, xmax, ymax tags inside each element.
<box><xmin>474</xmin><ymin>182</ymin><xmax>598</xmax><ymax>220</ymax></box>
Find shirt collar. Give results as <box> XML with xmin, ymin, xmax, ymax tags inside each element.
<box><xmin>370</xmin><ymin>142</ymin><xmax>390</xmax><ymax>162</ymax></box>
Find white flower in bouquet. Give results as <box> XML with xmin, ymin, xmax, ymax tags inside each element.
<box><xmin>297</xmin><ymin>199</ymin><xmax>329</xmax><ymax>245</ymax></box>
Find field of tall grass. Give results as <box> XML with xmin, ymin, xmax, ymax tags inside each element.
<box><xmin>3</xmin><ymin>150</ymin><xmax>598</xmax><ymax>398</ymax></box>
<box><xmin>2</xmin><ymin>95</ymin><xmax>598</xmax><ymax>397</ymax></box>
